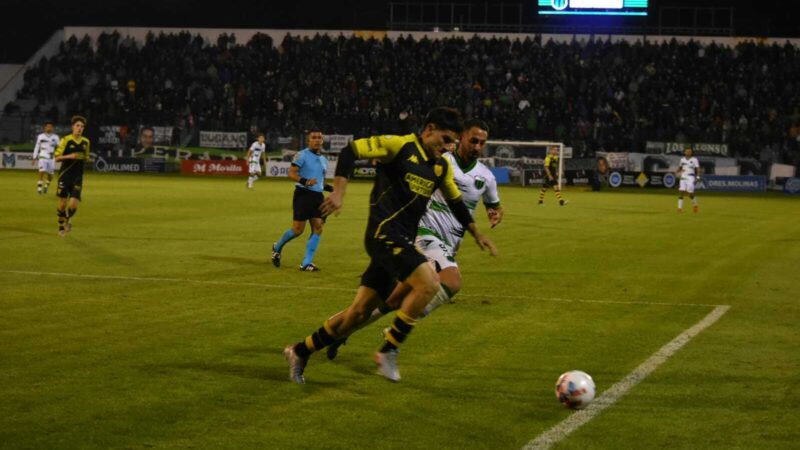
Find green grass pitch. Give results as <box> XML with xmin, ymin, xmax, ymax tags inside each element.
<box><xmin>1</xmin><ymin>170</ymin><xmax>798</xmax><ymax>449</ymax></box>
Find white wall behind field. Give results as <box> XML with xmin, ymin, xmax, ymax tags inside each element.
<box><xmin>64</xmin><ymin>26</ymin><xmax>800</xmax><ymax>48</ymax></box>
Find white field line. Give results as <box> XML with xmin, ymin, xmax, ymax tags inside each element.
<box><xmin>522</xmin><ymin>304</ymin><xmax>731</xmax><ymax>450</ymax></box>
<box><xmin>0</xmin><ymin>270</ymin><xmax>724</xmax><ymax>307</ymax></box>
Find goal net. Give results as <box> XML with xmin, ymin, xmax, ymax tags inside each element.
<box><xmin>481</xmin><ymin>140</ymin><xmax>567</xmax><ymax>189</ymax></box>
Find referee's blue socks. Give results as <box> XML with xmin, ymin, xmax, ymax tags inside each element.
<box><xmin>302</xmin><ymin>233</ymin><xmax>321</xmax><ymax>267</ymax></box>
<box><xmin>276</xmin><ymin>229</ymin><xmax>298</xmax><ymax>252</ymax></box>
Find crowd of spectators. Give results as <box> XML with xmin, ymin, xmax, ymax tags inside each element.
<box><xmin>8</xmin><ymin>30</ymin><xmax>800</xmax><ymax>163</ymax></box>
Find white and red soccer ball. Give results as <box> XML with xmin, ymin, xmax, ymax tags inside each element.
<box><xmin>555</xmin><ymin>370</ymin><xmax>596</xmax><ymax>409</ymax></box>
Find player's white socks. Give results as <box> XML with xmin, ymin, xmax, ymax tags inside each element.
<box><xmin>678</xmin><ymin>198</ymin><xmax>684</xmax><ymax>209</ymax></box>
<box><xmin>692</xmin><ymin>197</ymin><xmax>698</xmax><ymax>206</ymax></box>
<box><xmin>421</xmin><ymin>285</ymin><xmax>452</xmax><ymax>318</ymax></box>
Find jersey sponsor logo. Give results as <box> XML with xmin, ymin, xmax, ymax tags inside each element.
<box><xmin>407</xmin><ymin>155</ymin><xmax>419</xmax><ymax>164</ymax></box>
<box><xmin>404</xmin><ymin>173</ymin><xmax>435</xmax><ymax>196</ymax></box>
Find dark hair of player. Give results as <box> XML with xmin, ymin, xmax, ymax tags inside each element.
<box><xmin>422</xmin><ymin>107</ymin><xmax>463</xmax><ymax>134</ymax></box>
<box><xmin>71</xmin><ymin>115</ymin><xmax>87</xmax><ymax>125</ymax></box>
<box><xmin>463</xmin><ymin>118</ymin><xmax>489</xmax><ymax>134</ymax></box>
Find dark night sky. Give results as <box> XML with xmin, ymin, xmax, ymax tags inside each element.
<box><xmin>0</xmin><ymin>0</ymin><xmax>789</xmax><ymax>63</ymax></box>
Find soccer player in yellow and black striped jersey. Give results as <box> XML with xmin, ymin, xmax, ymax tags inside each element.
<box><xmin>538</xmin><ymin>145</ymin><xmax>568</xmax><ymax>206</ymax></box>
<box><xmin>283</xmin><ymin>107</ymin><xmax>498</xmax><ymax>384</ymax></box>
<box><xmin>54</xmin><ymin>115</ymin><xmax>91</xmax><ymax>236</ymax></box>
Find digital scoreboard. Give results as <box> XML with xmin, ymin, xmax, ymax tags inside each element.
<box><xmin>538</xmin><ymin>0</ymin><xmax>648</xmax><ymax>16</ymax></box>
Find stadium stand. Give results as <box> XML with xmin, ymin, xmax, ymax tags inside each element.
<box><xmin>4</xmin><ymin>30</ymin><xmax>800</xmax><ymax>163</ymax></box>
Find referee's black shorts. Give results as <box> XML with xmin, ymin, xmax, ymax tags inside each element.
<box><xmin>292</xmin><ymin>187</ymin><xmax>324</xmax><ymax>221</ymax></box>
<box><xmin>360</xmin><ymin>232</ymin><xmax>428</xmax><ymax>301</ymax></box>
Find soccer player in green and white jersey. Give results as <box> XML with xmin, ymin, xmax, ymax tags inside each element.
<box><xmin>325</xmin><ymin>118</ymin><xmax>503</xmax><ymax>360</ymax></box>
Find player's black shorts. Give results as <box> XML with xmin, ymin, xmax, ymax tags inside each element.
<box><xmin>360</xmin><ymin>233</ymin><xmax>428</xmax><ymax>301</ymax></box>
<box><xmin>56</xmin><ymin>179</ymin><xmax>82</xmax><ymax>200</ymax></box>
<box><xmin>542</xmin><ymin>177</ymin><xmax>557</xmax><ymax>188</ymax></box>
<box><xmin>292</xmin><ymin>187</ymin><xmax>324</xmax><ymax>221</ymax></box>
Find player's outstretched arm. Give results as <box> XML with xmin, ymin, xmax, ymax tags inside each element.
<box><xmin>466</xmin><ymin>222</ymin><xmax>497</xmax><ymax>256</ymax></box>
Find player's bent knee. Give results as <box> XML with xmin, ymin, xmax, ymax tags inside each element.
<box><xmin>439</xmin><ymin>269</ymin><xmax>461</xmax><ymax>295</ymax></box>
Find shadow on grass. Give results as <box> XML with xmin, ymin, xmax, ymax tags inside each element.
<box><xmin>0</xmin><ymin>225</ymin><xmax>54</xmax><ymax>237</ymax></box>
<box><xmin>195</xmin><ymin>254</ymin><xmax>265</xmax><ymax>266</ymax></box>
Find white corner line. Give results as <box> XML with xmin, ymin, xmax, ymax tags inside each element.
<box><xmin>522</xmin><ymin>304</ymin><xmax>731</xmax><ymax>450</ymax></box>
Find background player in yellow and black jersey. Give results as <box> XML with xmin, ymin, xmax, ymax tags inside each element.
<box><xmin>284</xmin><ymin>107</ymin><xmax>498</xmax><ymax>384</ymax></box>
<box><xmin>54</xmin><ymin>115</ymin><xmax>91</xmax><ymax>236</ymax></box>
<box><xmin>538</xmin><ymin>145</ymin><xmax>567</xmax><ymax>206</ymax></box>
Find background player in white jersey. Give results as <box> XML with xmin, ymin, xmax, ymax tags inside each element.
<box><xmin>677</xmin><ymin>147</ymin><xmax>701</xmax><ymax>213</ymax></box>
<box><xmin>325</xmin><ymin>118</ymin><xmax>503</xmax><ymax>360</ymax></box>
<box><xmin>245</xmin><ymin>133</ymin><xmax>267</xmax><ymax>189</ymax></box>
<box><xmin>32</xmin><ymin>121</ymin><xmax>60</xmax><ymax>194</ymax></box>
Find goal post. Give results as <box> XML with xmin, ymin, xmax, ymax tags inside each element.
<box><xmin>485</xmin><ymin>140</ymin><xmax>566</xmax><ymax>189</ymax></box>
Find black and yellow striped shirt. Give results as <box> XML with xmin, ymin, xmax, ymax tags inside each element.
<box><xmin>350</xmin><ymin>134</ymin><xmax>462</xmax><ymax>240</ymax></box>
<box><xmin>55</xmin><ymin>135</ymin><xmax>91</xmax><ymax>183</ymax></box>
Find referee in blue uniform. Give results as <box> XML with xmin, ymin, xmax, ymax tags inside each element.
<box><xmin>272</xmin><ymin>128</ymin><xmax>332</xmax><ymax>271</ymax></box>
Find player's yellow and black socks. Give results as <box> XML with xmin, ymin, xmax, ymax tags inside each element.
<box><xmin>57</xmin><ymin>209</ymin><xmax>67</xmax><ymax>230</ymax></box>
<box><xmin>67</xmin><ymin>208</ymin><xmax>77</xmax><ymax>219</ymax></box>
<box><xmin>379</xmin><ymin>310</ymin><xmax>417</xmax><ymax>353</ymax></box>
<box><xmin>555</xmin><ymin>190</ymin><xmax>564</xmax><ymax>205</ymax></box>
<box><xmin>293</xmin><ymin>320</ymin><xmax>338</xmax><ymax>358</ymax></box>
<box><xmin>538</xmin><ymin>187</ymin><xmax>547</xmax><ymax>203</ymax></box>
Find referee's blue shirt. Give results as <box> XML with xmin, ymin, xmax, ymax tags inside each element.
<box><xmin>291</xmin><ymin>148</ymin><xmax>328</xmax><ymax>193</ymax></box>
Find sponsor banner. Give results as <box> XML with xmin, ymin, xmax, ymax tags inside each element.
<box><xmin>770</xmin><ymin>163</ymin><xmax>796</xmax><ymax>180</ymax></box>
<box><xmin>0</xmin><ymin>151</ymin><xmax>37</xmax><ymax>170</ymax></box>
<box><xmin>181</xmin><ymin>160</ymin><xmax>248</xmax><ymax>176</ymax></box>
<box><xmin>265</xmin><ymin>160</ymin><xmax>336</xmax><ymax>179</ymax></box>
<box><xmin>522</xmin><ymin>169</ymin><xmax>593</xmax><ymax>186</ymax></box>
<box><xmin>98</xmin><ymin>125</ymin><xmax>128</xmax><ymax>145</ymax></box>
<box><xmin>784</xmin><ymin>177</ymin><xmax>800</xmax><ymax>195</ymax></box>
<box><xmin>599</xmin><ymin>152</ymin><xmax>739</xmax><ymax>175</ymax></box>
<box><xmin>142</xmin><ymin>158</ymin><xmax>168</xmax><ymax>173</ymax></box>
<box><xmin>139</xmin><ymin>126</ymin><xmax>174</xmax><ymax>145</ymax></box>
<box><xmin>108</xmin><ymin>147</ymin><xmax>241</xmax><ymax>161</ymax></box>
<box><xmin>199</xmin><ymin>131</ymin><xmax>248</xmax><ymax>149</ymax></box>
<box><xmin>92</xmin><ymin>157</ymin><xmax>166</xmax><ymax>173</ymax></box>
<box><xmin>94</xmin><ymin>156</ymin><xmax>142</xmax><ymax>173</ymax></box>
<box><xmin>606</xmin><ymin>171</ymin><xmax>678</xmax><ymax>188</ymax></box>
<box><xmin>596</xmin><ymin>152</ymin><xmax>628</xmax><ymax>169</ymax></box>
<box><xmin>352</xmin><ymin>159</ymin><xmax>376</xmax><ymax>179</ymax></box>
<box><xmin>323</xmin><ymin>134</ymin><xmax>353</xmax><ymax>153</ymax></box>
<box><xmin>646</xmin><ymin>141</ymin><xmax>730</xmax><ymax>156</ymax></box>
<box><xmin>266</xmin><ymin>161</ymin><xmax>292</xmax><ymax>177</ymax></box>
<box><xmin>698</xmin><ymin>175</ymin><xmax>766</xmax><ymax>192</ymax></box>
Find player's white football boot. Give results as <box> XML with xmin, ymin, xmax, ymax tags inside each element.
<box><xmin>283</xmin><ymin>345</ymin><xmax>307</xmax><ymax>384</ymax></box>
<box><xmin>373</xmin><ymin>350</ymin><xmax>401</xmax><ymax>382</ymax></box>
